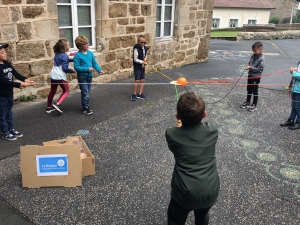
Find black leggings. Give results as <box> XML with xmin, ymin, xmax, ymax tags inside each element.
<box><xmin>167</xmin><ymin>198</ymin><xmax>212</xmax><ymax>225</ymax></box>
<box><xmin>246</xmin><ymin>77</ymin><xmax>260</xmax><ymax>106</ymax></box>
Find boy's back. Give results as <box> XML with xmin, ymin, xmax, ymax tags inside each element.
<box><xmin>166</xmin><ymin>92</ymin><xmax>219</xmax><ymax>224</ymax></box>
<box><xmin>166</xmin><ymin>121</ymin><xmax>219</xmax><ymax>209</ymax></box>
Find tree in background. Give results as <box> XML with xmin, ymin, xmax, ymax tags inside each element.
<box><xmin>281</xmin><ymin>9</ymin><xmax>300</xmax><ymax>24</ymax></box>
<box><xmin>269</xmin><ymin>16</ymin><xmax>280</xmax><ymax>24</ymax></box>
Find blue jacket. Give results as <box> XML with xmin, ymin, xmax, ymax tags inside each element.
<box><xmin>291</xmin><ymin>62</ymin><xmax>300</xmax><ymax>94</ymax></box>
<box><xmin>50</xmin><ymin>53</ymin><xmax>74</xmax><ymax>81</ymax></box>
<box><xmin>73</xmin><ymin>50</ymin><xmax>102</xmax><ymax>77</ymax></box>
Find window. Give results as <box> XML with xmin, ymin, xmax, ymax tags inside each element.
<box><xmin>248</xmin><ymin>20</ymin><xmax>257</xmax><ymax>24</ymax></box>
<box><xmin>212</xmin><ymin>18</ymin><xmax>220</xmax><ymax>28</ymax></box>
<box><xmin>156</xmin><ymin>0</ymin><xmax>175</xmax><ymax>39</ymax></box>
<box><xmin>229</xmin><ymin>19</ymin><xmax>238</xmax><ymax>27</ymax></box>
<box><xmin>57</xmin><ymin>0</ymin><xmax>95</xmax><ymax>49</ymax></box>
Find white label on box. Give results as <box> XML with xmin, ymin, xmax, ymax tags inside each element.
<box><xmin>36</xmin><ymin>154</ymin><xmax>68</xmax><ymax>176</ymax></box>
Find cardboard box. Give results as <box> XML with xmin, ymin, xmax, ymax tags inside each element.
<box><xmin>20</xmin><ymin>145</ymin><xmax>82</xmax><ymax>188</ymax></box>
<box><xmin>20</xmin><ymin>136</ymin><xmax>95</xmax><ymax>188</ymax></box>
<box><xmin>43</xmin><ymin>136</ymin><xmax>95</xmax><ymax>177</ymax></box>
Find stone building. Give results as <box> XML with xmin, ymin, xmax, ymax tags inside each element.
<box><xmin>270</xmin><ymin>0</ymin><xmax>299</xmax><ymax>22</ymax></box>
<box><xmin>0</xmin><ymin>0</ymin><xmax>214</xmax><ymax>98</ymax></box>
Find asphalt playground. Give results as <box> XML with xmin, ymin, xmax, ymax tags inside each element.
<box><xmin>0</xmin><ymin>39</ymin><xmax>300</xmax><ymax>225</ymax></box>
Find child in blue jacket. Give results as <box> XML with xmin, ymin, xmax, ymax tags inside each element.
<box><xmin>73</xmin><ymin>36</ymin><xmax>104</xmax><ymax>115</ymax></box>
<box><xmin>280</xmin><ymin>62</ymin><xmax>300</xmax><ymax>130</ymax></box>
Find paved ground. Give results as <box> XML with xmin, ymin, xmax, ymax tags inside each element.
<box><xmin>0</xmin><ymin>39</ymin><xmax>299</xmax><ymax>225</ymax></box>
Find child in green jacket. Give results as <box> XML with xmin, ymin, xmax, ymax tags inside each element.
<box><xmin>166</xmin><ymin>92</ymin><xmax>219</xmax><ymax>225</ymax></box>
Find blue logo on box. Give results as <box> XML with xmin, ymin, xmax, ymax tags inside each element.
<box><xmin>36</xmin><ymin>154</ymin><xmax>68</xmax><ymax>176</ymax></box>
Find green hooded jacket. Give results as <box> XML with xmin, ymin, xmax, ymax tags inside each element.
<box><xmin>165</xmin><ymin>122</ymin><xmax>220</xmax><ymax>209</ymax></box>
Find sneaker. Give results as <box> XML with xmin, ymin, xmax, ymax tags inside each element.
<box><xmin>46</xmin><ymin>107</ymin><xmax>55</xmax><ymax>113</ymax></box>
<box><xmin>137</xmin><ymin>93</ymin><xmax>146</xmax><ymax>100</ymax></box>
<box><xmin>248</xmin><ymin>104</ymin><xmax>257</xmax><ymax>112</ymax></box>
<box><xmin>280</xmin><ymin>119</ymin><xmax>295</xmax><ymax>127</ymax></box>
<box><xmin>53</xmin><ymin>103</ymin><xmax>63</xmax><ymax>113</ymax></box>
<box><xmin>131</xmin><ymin>94</ymin><xmax>137</xmax><ymax>101</ymax></box>
<box><xmin>2</xmin><ymin>131</ymin><xmax>17</xmax><ymax>141</ymax></box>
<box><xmin>240</xmin><ymin>102</ymin><xmax>250</xmax><ymax>108</ymax></box>
<box><xmin>288</xmin><ymin>121</ymin><xmax>300</xmax><ymax>130</ymax></box>
<box><xmin>83</xmin><ymin>107</ymin><xmax>93</xmax><ymax>115</ymax></box>
<box><xmin>10</xmin><ymin>129</ymin><xmax>23</xmax><ymax>137</ymax></box>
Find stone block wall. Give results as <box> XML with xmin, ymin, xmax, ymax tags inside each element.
<box><xmin>0</xmin><ymin>0</ymin><xmax>214</xmax><ymax>99</ymax></box>
<box><xmin>237</xmin><ymin>30</ymin><xmax>300</xmax><ymax>40</ymax></box>
<box><xmin>275</xmin><ymin>23</ymin><xmax>300</xmax><ymax>30</ymax></box>
<box><xmin>0</xmin><ymin>0</ymin><xmax>64</xmax><ymax>98</ymax></box>
<box><xmin>96</xmin><ymin>0</ymin><xmax>214</xmax><ymax>73</ymax></box>
<box><xmin>242</xmin><ymin>23</ymin><xmax>300</xmax><ymax>32</ymax></box>
<box><xmin>242</xmin><ymin>24</ymin><xmax>276</xmax><ymax>32</ymax></box>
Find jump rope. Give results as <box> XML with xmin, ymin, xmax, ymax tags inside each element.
<box><xmin>153</xmin><ymin>40</ymin><xmax>298</xmax><ymax>104</ymax></box>
<box><xmin>28</xmin><ymin>41</ymin><xmax>297</xmax><ymax>104</ymax></box>
<box><xmin>153</xmin><ymin>67</ymin><xmax>247</xmax><ymax>104</ymax></box>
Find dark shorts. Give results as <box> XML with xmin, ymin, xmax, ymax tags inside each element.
<box><xmin>134</xmin><ymin>68</ymin><xmax>145</xmax><ymax>81</ymax></box>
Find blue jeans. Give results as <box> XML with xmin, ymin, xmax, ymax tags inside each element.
<box><xmin>289</xmin><ymin>92</ymin><xmax>300</xmax><ymax>122</ymax></box>
<box><xmin>78</xmin><ymin>76</ymin><xmax>92</xmax><ymax>109</ymax></box>
<box><xmin>0</xmin><ymin>97</ymin><xmax>14</xmax><ymax>134</ymax></box>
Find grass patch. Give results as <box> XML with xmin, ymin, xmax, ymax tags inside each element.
<box><xmin>210</xmin><ymin>31</ymin><xmax>239</xmax><ymax>37</ymax></box>
<box><xmin>18</xmin><ymin>95</ymin><xmax>36</xmax><ymax>102</ymax></box>
<box><xmin>40</xmin><ymin>93</ymin><xmax>48</xmax><ymax>98</ymax></box>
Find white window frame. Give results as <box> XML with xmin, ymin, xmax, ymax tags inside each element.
<box><xmin>229</xmin><ymin>19</ymin><xmax>238</xmax><ymax>28</ymax></box>
<box><xmin>155</xmin><ymin>0</ymin><xmax>175</xmax><ymax>42</ymax></box>
<box><xmin>212</xmin><ymin>18</ymin><xmax>220</xmax><ymax>28</ymax></box>
<box><xmin>57</xmin><ymin>0</ymin><xmax>96</xmax><ymax>50</ymax></box>
<box><xmin>248</xmin><ymin>19</ymin><xmax>257</xmax><ymax>25</ymax></box>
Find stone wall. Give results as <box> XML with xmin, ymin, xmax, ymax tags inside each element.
<box><xmin>275</xmin><ymin>23</ymin><xmax>300</xmax><ymax>30</ymax></box>
<box><xmin>0</xmin><ymin>0</ymin><xmax>214</xmax><ymax>99</ymax></box>
<box><xmin>242</xmin><ymin>23</ymin><xmax>300</xmax><ymax>32</ymax></box>
<box><xmin>237</xmin><ymin>30</ymin><xmax>300</xmax><ymax>40</ymax></box>
<box><xmin>0</xmin><ymin>0</ymin><xmax>65</xmax><ymax>98</ymax></box>
<box><xmin>97</xmin><ymin>0</ymin><xmax>214</xmax><ymax>73</ymax></box>
<box><xmin>270</xmin><ymin>0</ymin><xmax>298</xmax><ymax>22</ymax></box>
<box><xmin>212</xmin><ymin>27</ymin><xmax>242</xmax><ymax>32</ymax></box>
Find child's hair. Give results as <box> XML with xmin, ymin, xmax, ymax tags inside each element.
<box><xmin>53</xmin><ymin>39</ymin><xmax>69</xmax><ymax>54</ymax></box>
<box><xmin>138</xmin><ymin>35</ymin><xmax>145</xmax><ymax>41</ymax></box>
<box><xmin>177</xmin><ymin>92</ymin><xmax>205</xmax><ymax>126</ymax></box>
<box><xmin>252</xmin><ymin>41</ymin><xmax>263</xmax><ymax>50</ymax></box>
<box><xmin>75</xmin><ymin>36</ymin><xmax>89</xmax><ymax>49</ymax></box>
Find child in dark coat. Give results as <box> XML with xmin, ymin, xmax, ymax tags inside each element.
<box><xmin>0</xmin><ymin>44</ymin><xmax>35</xmax><ymax>140</ymax></box>
<box><xmin>166</xmin><ymin>92</ymin><xmax>219</xmax><ymax>225</ymax></box>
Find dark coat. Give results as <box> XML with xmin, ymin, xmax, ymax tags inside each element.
<box><xmin>165</xmin><ymin>122</ymin><xmax>220</xmax><ymax>209</ymax></box>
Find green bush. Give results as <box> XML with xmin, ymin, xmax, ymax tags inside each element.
<box><xmin>269</xmin><ymin>16</ymin><xmax>280</xmax><ymax>24</ymax></box>
<box><xmin>18</xmin><ymin>95</ymin><xmax>36</xmax><ymax>102</ymax></box>
<box><xmin>18</xmin><ymin>95</ymin><xmax>27</xmax><ymax>102</ymax></box>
